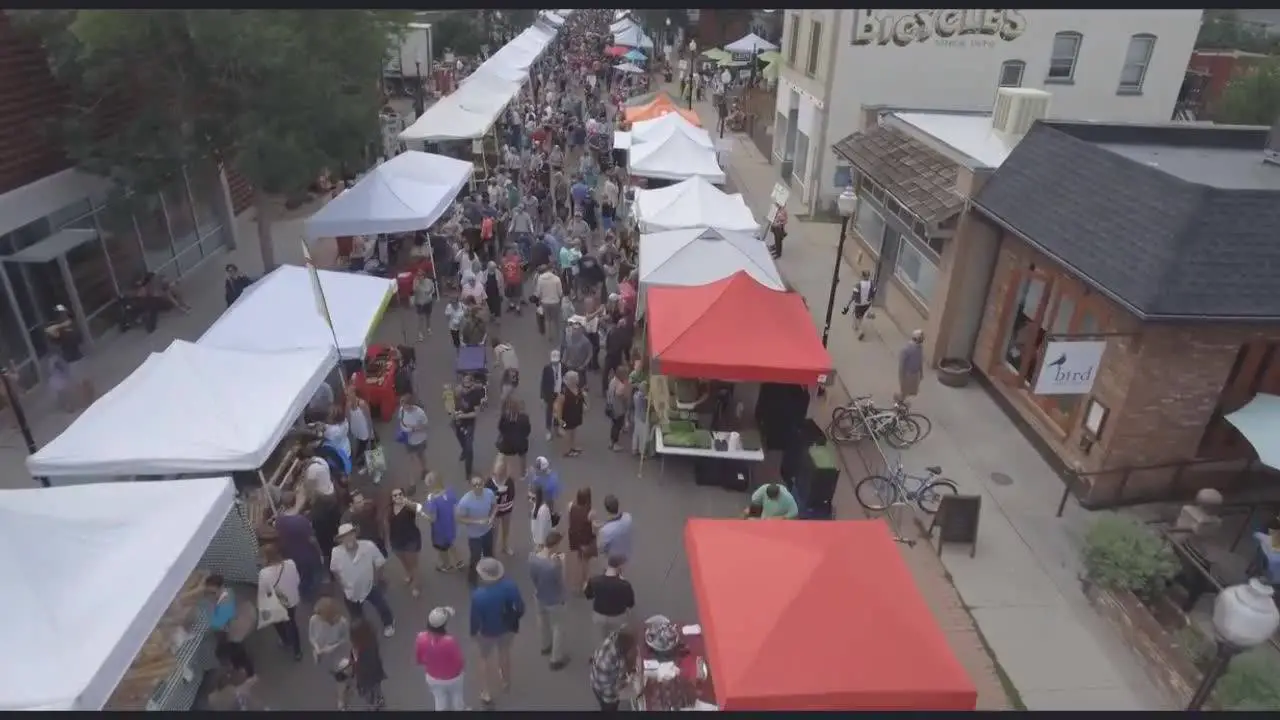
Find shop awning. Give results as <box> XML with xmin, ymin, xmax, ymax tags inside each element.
<box><xmin>27</xmin><ymin>340</ymin><xmax>337</xmax><ymax>477</ymax></box>
<box><xmin>647</xmin><ymin>271</ymin><xmax>832</xmax><ymax>385</ymax></box>
<box><xmin>832</xmin><ymin>125</ymin><xmax>964</xmax><ymax>224</ymax></box>
<box><xmin>0</xmin><ymin>477</ymin><xmax>235</xmax><ymax>710</ymax></box>
<box><xmin>199</xmin><ymin>264</ymin><xmax>393</xmax><ymax>360</ymax></box>
<box><xmin>685</xmin><ymin>519</ymin><xmax>978</xmax><ymax>711</ymax></box>
<box><xmin>1226</xmin><ymin>393</ymin><xmax>1280</xmax><ymax>470</ymax></box>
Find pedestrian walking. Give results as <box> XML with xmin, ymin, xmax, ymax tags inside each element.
<box><xmin>605</xmin><ymin>366</ymin><xmax>631</xmax><ymax>452</ymax></box>
<box><xmin>596</xmin><ymin>494</ymin><xmax>634</xmax><ymax>567</ymax></box>
<box><xmin>540</xmin><ymin>350</ymin><xmax>566</xmax><ymax>441</ymax></box>
<box><xmin>451</xmin><ymin>373</ymin><xmax>485</xmax><ymax>479</ymax></box>
<box><xmin>529</xmin><ymin>530</ymin><xmax>570</xmax><ymax>669</ymax></box>
<box><xmin>422</xmin><ymin>472</ymin><xmax>466</xmax><ymax>572</ymax></box>
<box><xmin>413</xmin><ymin>268</ymin><xmax>437</xmax><ymax>340</ymax></box>
<box><xmin>346</xmin><ymin>385</ymin><xmax>374</xmax><ymax>476</ymax></box>
<box><xmin>631</xmin><ymin>380</ymin><xmax>652</xmax><ymax>457</ymax></box>
<box><xmin>257</xmin><ymin>543</ymin><xmax>303</xmax><ymax>661</ymax></box>
<box><xmin>769</xmin><ymin>205</ymin><xmax>788</xmax><ymax>259</ymax></box>
<box><xmin>388</xmin><ymin>487</ymin><xmax>425</xmax><ymax>597</ymax></box>
<box><xmin>417</xmin><ymin>606</ymin><xmax>468</xmax><ymax>711</ymax></box>
<box><xmin>350</xmin><ymin>619</ymin><xmax>388</xmax><ymax>710</ymax></box>
<box><xmin>528</xmin><ymin>455</ymin><xmax>563</xmax><ymax>511</ymax></box>
<box><xmin>496</xmin><ymin>396</ymin><xmax>532</xmax><ymax>481</ymax></box>
<box><xmin>585</xmin><ymin>555</ymin><xmax>635</xmax><ymax>643</ymax></box>
<box><xmin>492</xmin><ymin>336</ymin><xmax>521</xmax><ymax>406</ymax></box>
<box><xmin>445</xmin><ymin>296</ymin><xmax>466</xmax><ymax>349</ymax></box>
<box><xmin>456</xmin><ymin>476</ymin><xmax>498</xmax><ymax>586</ymax></box>
<box><xmin>536</xmin><ymin>264</ymin><xmax>565</xmax><ymax>339</ymax></box>
<box><xmin>566</xmin><ymin>486</ymin><xmax>597</xmax><ymax>591</ymax></box>
<box><xmin>205</xmin><ymin>573</ymin><xmax>257</xmax><ymax>678</ymax></box>
<box><xmin>553</xmin><ymin>370</ymin><xmax>587</xmax><ymax>457</ymax></box>
<box><xmin>329</xmin><ymin>523</ymin><xmax>396</xmax><ymax>637</ymax></box>
<box><xmin>588</xmin><ymin>627</ymin><xmax>638</xmax><ymax>710</ymax></box>
<box><xmin>396</xmin><ymin>393</ymin><xmax>430</xmax><ymax>479</ymax></box>
<box><xmin>271</xmin><ymin>490</ymin><xmax>324</xmax><ymax>602</ymax></box>
<box><xmin>309</xmin><ymin>597</ymin><xmax>354</xmax><ymax>710</ymax></box>
<box><xmin>485</xmin><ymin>455</ymin><xmax>517</xmax><ymax>556</ymax></box>
<box><xmin>841</xmin><ymin>270</ymin><xmax>876</xmax><ymax>341</ymax></box>
<box><xmin>343</xmin><ymin>489</ymin><xmax>388</xmax><ymax>559</ymax></box>
<box><xmin>897</xmin><ymin>329</ymin><xmax>926</xmax><ymax>404</ymax></box>
<box><xmin>470</xmin><ymin>558</ymin><xmax>525</xmax><ymax>706</ymax></box>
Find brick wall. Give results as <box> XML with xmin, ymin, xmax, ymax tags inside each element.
<box><xmin>225</xmin><ymin>166</ymin><xmax>253</xmax><ymax>215</ymax></box>
<box><xmin>973</xmin><ymin>231</ymin><xmax>1280</xmax><ymax>499</ymax></box>
<box><xmin>0</xmin><ymin>12</ymin><xmax>73</xmax><ymax>195</ymax></box>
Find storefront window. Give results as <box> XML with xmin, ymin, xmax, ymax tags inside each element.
<box><xmin>162</xmin><ymin>177</ymin><xmax>199</xmax><ymax>258</ymax></box>
<box><xmin>47</xmin><ymin>199</ymin><xmax>94</xmax><ymax>231</ymax></box>
<box><xmin>773</xmin><ymin>113</ymin><xmax>787</xmax><ymax>159</ymax></box>
<box><xmin>894</xmin><ymin>237</ymin><xmax>938</xmax><ymax>304</ymax></box>
<box><xmin>96</xmin><ymin>204</ymin><xmax>147</xmax><ymax>287</ymax></box>
<box><xmin>1001</xmin><ymin>273</ymin><xmax>1047</xmax><ymax>378</ymax></box>
<box><xmin>185</xmin><ymin>165</ymin><xmax>224</xmax><ymax>237</ymax></box>
<box><xmin>854</xmin><ymin>198</ymin><xmax>885</xmax><ymax>255</ymax></box>
<box><xmin>134</xmin><ymin>195</ymin><xmax>175</xmax><ymax>272</ymax></box>
<box><xmin>62</xmin><ymin>215</ymin><xmax>117</xmax><ymax>328</ymax></box>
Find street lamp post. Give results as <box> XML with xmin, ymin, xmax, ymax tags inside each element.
<box><xmin>816</xmin><ymin>187</ymin><xmax>857</xmax><ymax>398</ymax></box>
<box><xmin>686</xmin><ymin>39</ymin><xmax>697</xmax><ymax>110</ymax></box>
<box><xmin>1187</xmin><ymin>579</ymin><xmax>1280</xmax><ymax>710</ymax></box>
<box><xmin>0</xmin><ymin>366</ymin><xmax>46</xmax><ymax>488</ymax></box>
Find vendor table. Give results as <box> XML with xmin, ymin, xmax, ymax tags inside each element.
<box><xmin>632</xmin><ymin>623</ymin><xmax>718</xmax><ymax>711</ymax></box>
<box><xmin>655</xmin><ymin>428</ymin><xmax>765</xmax><ymax>490</ymax></box>
<box><xmin>353</xmin><ymin>344</ymin><xmax>401</xmax><ymax>422</ymax></box>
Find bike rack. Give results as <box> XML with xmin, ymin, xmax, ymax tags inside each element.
<box><xmin>852</xmin><ymin>401</ymin><xmax>917</xmax><ymax>547</ymax></box>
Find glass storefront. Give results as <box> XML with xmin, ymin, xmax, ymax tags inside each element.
<box><xmin>0</xmin><ymin>164</ymin><xmax>231</xmax><ymax>380</ymax></box>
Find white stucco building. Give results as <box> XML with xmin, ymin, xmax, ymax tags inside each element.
<box><xmin>773</xmin><ymin>9</ymin><xmax>1204</xmax><ymax>213</ymax></box>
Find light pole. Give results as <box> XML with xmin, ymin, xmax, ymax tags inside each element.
<box><xmin>816</xmin><ymin>187</ymin><xmax>857</xmax><ymax>398</ymax></box>
<box><xmin>1187</xmin><ymin>579</ymin><xmax>1280</xmax><ymax>710</ymax></box>
<box><xmin>686</xmin><ymin>39</ymin><xmax>697</xmax><ymax>110</ymax></box>
<box><xmin>0</xmin><ymin>365</ymin><xmax>46</xmax><ymax>488</ymax></box>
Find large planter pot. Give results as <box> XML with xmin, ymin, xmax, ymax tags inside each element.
<box><xmin>937</xmin><ymin>358</ymin><xmax>973</xmax><ymax>388</ymax></box>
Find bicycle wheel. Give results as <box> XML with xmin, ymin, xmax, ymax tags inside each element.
<box><xmin>916</xmin><ymin>479</ymin><xmax>959</xmax><ymax>514</ymax></box>
<box><xmin>828</xmin><ymin>406</ymin><xmax>868</xmax><ymax>444</ymax></box>
<box><xmin>855</xmin><ymin>475</ymin><xmax>901</xmax><ymax>511</ymax></box>
<box><xmin>882</xmin><ymin>416</ymin><xmax>923</xmax><ymax>449</ymax></box>
<box><xmin>907</xmin><ymin>413</ymin><xmax>933</xmax><ymax>442</ymax></box>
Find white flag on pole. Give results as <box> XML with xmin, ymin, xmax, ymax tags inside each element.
<box><xmin>300</xmin><ymin>240</ymin><xmax>335</xmax><ymax>329</ymax></box>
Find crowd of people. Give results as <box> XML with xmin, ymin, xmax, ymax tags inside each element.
<box><xmin>214</xmin><ymin>10</ymin><xmax>719</xmax><ymax>712</ymax></box>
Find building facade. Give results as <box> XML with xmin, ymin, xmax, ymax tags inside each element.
<box><xmin>774</xmin><ymin>9</ymin><xmax>1204</xmax><ymax>214</ymax></box>
<box><xmin>0</xmin><ymin>13</ymin><xmax>244</xmax><ymax>381</ymax></box>
<box><xmin>839</xmin><ymin>103</ymin><xmax>1280</xmax><ymax>504</ymax></box>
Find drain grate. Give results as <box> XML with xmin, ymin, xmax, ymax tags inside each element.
<box><xmin>990</xmin><ymin>472</ymin><xmax>1014</xmax><ymax>487</ymax></box>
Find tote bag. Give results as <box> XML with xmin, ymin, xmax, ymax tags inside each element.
<box><xmin>257</xmin><ymin>568</ymin><xmax>290</xmax><ymax>628</ymax></box>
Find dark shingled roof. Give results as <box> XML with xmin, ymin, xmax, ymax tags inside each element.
<box><xmin>974</xmin><ymin>123</ymin><xmax>1280</xmax><ymax>321</ymax></box>
<box><xmin>832</xmin><ymin>126</ymin><xmax>964</xmax><ymax>224</ymax></box>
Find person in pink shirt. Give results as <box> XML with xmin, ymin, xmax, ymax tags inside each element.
<box><xmin>416</xmin><ymin>606</ymin><xmax>467</xmax><ymax>710</ymax></box>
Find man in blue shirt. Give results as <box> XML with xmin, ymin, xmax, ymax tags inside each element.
<box><xmin>528</xmin><ymin>455</ymin><xmax>562</xmax><ymax>509</ymax></box>
<box><xmin>470</xmin><ymin>558</ymin><xmax>524</xmax><ymax>705</ymax></box>
<box><xmin>569</xmin><ymin>176</ymin><xmax>589</xmax><ymax>216</ymax></box>
<box><xmin>456</xmin><ymin>477</ymin><xmax>497</xmax><ymax>586</ymax></box>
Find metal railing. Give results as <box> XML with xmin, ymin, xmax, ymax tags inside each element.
<box><xmin>1056</xmin><ymin>456</ymin><xmax>1275</xmax><ymax>517</ymax></box>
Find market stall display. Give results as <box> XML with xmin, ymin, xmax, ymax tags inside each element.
<box><xmin>304</xmin><ymin>151</ymin><xmax>474</xmax><ymax>239</ymax></box>
<box><xmin>634</xmin><ymin>176</ymin><xmax>757</xmax><ymax>233</ymax></box>
<box><xmin>646</xmin><ymin>271</ymin><xmax>833</xmax><ymax>385</ymax></box>
<box><xmin>353</xmin><ymin>344</ymin><xmax>404</xmax><ymax>422</ymax></box>
<box><xmin>26</xmin><ymin>340</ymin><xmax>337</xmax><ymax>479</ymax></box>
<box><xmin>638</xmin><ymin>227</ymin><xmax>783</xmax><ymax>314</ymax></box>
<box><xmin>632</xmin><ymin>622</ymin><xmax>718</xmax><ymax>711</ymax></box>
<box><xmin>684</xmin><ymin>518</ymin><xmax>978</xmax><ymax>710</ymax></box>
<box><xmin>613</xmin><ymin>24</ymin><xmax>655</xmax><ymax>49</ymax></box>
<box><xmin>0</xmin><ymin>477</ymin><xmax>259</xmax><ymax>712</ymax></box>
<box><xmin>724</xmin><ymin>33</ymin><xmax>779</xmax><ymax>54</ymax></box>
<box><xmin>200</xmin><ymin>264</ymin><xmax>394</xmax><ymax>360</ymax></box>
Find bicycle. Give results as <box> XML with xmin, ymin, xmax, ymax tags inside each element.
<box><xmin>854</xmin><ymin>462</ymin><xmax>959</xmax><ymax>514</ymax></box>
<box><xmin>827</xmin><ymin>396</ymin><xmax>927</xmax><ymax>449</ymax></box>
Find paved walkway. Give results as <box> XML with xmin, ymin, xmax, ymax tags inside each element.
<box><xmin>699</xmin><ymin>88</ymin><xmax>1171</xmax><ymax>710</ymax></box>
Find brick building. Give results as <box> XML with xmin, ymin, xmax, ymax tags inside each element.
<box><xmin>835</xmin><ymin>88</ymin><xmax>1280</xmax><ymax>504</ymax></box>
<box><xmin>1186</xmin><ymin>49</ymin><xmax>1270</xmax><ymax>117</ymax></box>
<box><xmin>0</xmin><ymin>13</ymin><xmax>249</xmax><ymax>380</ymax></box>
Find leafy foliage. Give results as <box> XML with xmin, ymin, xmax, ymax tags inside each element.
<box><xmin>1196</xmin><ymin>10</ymin><xmax>1280</xmax><ymax>55</ymax></box>
<box><xmin>1215</xmin><ymin>648</ymin><xmax>1280</xmax><ymax>710</ymax></box>
<box><xmin>1216</xmin><ymin>59</ymin><xmax>1280</xmax><ymax>126</ymax></box>
<box><xmin>13</xmin><ymin>9</ymin><xmax>412</xmax><ymax>269</ymax></box>
<box><xmin>1081</xmin><ymin>515</ymin><xmax>1177</xmax><ymax>600</ymax></box>
<box><xmin>434</xmin><ymin>13</ymin><xmax>484</xmax><ymax>58</ymax></box>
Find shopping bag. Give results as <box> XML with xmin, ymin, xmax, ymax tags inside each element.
<box><xmin>366</xmin><ymin>445</ymin><xmax>387</xmax><ymax>484</ymax></box>
<box><xmin>257</xmin><ymin>581</ymin><xmax>289</xmax><ymax>628</ymax></box>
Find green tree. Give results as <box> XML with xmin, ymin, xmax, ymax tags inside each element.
<box><xmin>1217</xmin><ymin>59</ymin><xmax>1280</xmax><ymax>126</ymax></box>
<box><xmin>434</xmin><ymin>12</ymin><xmax>484</xmax><ymax>58</ymax></box>
<box><xmin>16</xmin><ymin>9</ymin><xmax>411</xmax><ymax>272</ymax></box>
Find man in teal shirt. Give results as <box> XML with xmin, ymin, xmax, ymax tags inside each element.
<box><xmin>748</xmin><ymin>483</ymin><xmax>799</xmax><ymax>519</ymax></box>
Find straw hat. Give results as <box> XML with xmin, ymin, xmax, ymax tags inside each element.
<box><xmin>476</xmin><ymin>557</ymin><xmax>505</xmax><ymax>583</ymax></box>
<box><xmin>428</xmin><ymin>606</ymin><xmax>455</xmax><ymax>629</ymax></box>
<box><xmin>335</xmin><ymin>523</ymin><xmax>358</xmax><ymax>541</ymax></box>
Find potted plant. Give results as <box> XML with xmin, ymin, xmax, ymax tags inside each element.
<box><xmin>1080</xmin><ymin>515</ymin><xmax>1178</xmax><ymax>603</ymax></box>
<box><xmin>937</xmin><ymin>358</ymin><xmax>973</xmax><ymax>388</ymax></box>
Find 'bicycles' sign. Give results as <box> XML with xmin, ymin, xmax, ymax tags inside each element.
<box><xmin>852</xmin><ymin>10</ymin><xmax>1028</xmax><ymax>48</ymax></box>
<box><xmin>1033</xmin><ymin>339</ymin><xmax>1107</xmax><ymax>396</ymax></box>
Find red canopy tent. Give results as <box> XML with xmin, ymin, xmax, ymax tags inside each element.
<box><xmin>646</xmin><ymin>272</ymin><xmax>834</xmax><ymax>385</ymax></box>
<box><xmin>685</xmin><ymin>518</ymin><xmax>978</xmax><ymax>711</ymax></box>
<box><xmin>605</xmin><ymin>45</ymin><xmax>630</xmax><ymax>57</ymax></box>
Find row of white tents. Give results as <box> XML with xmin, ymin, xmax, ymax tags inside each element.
<box><xmin>611</xmin><ymin>15</ymin><xmax>655</xmax><ymax>50</ymax></box>
<box><xmin>399</xmin><ymin>12</ymin><xmax>566</xmax><ymax>143</ymax></box>
<box><xmin>617</xmin><ymin>110</ymin><xmax>727</xmax><ymax>184</ymax></box>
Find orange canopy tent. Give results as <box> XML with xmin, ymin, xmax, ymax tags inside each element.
<box><xmin>646</xmin><ymin>271</ymin><xmax>833</xmax><ymax>385</ymax></box>
<box><xmin>685</xmin><ymin>518</ymin><xmax>978</xmax><ymax>711</ymax></box>
<box><xmin>624</xmin><ymin>96</ymin><xmax>702</xmax><ymax>127</ymax></box>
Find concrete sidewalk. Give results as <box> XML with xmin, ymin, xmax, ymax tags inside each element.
<box><xmin>695</xmin><ymin>91</ymin><xmax>1171</xmax><ymax>709</ymax></box>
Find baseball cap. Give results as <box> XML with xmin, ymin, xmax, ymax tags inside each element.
<box><xmin>335</xmin><ymin>523</ymin><xmax>357</xmax><ymax>540</ymax></box>
<box><xmin>534</xmin><ymin>456</ymin><xmax>550</xmax><ymax>472</ymax></box>
<box><xmin>550</xmin><ymin>350</ymin><xmax>561</xmax><ymax>362</ymax></box>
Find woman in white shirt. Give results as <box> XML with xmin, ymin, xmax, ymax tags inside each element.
<box><xmin>345</xmin><ymin>385</ymin><xmax>373</xmax><ymax>474</ymax></box>
<box><xmin>530</xmin><ymin>482</ymin><xmax>553</xmax><ymax>549</ymax></box>
<box><xmin>258</xmin><ymin>543</ymin><xmax>303</xmax><ymax>660</ymax></box>
<box><xmin>397</xmin><ymin>393</ymin><xmax>430</xmax><ymax>480</ymax></box>
<box><xmin>322</xmin><ymin>405</ymin><xmax>352</xmax><ymax>461</ymax></box>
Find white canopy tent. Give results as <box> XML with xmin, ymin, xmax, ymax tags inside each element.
<box><xmin>540</xmin><ymin>11</ymin><xmax>565</xmax><ymax>26</ymax></box>
<box><xmin>460</xmin><ymin>61</ymin><xmax>528</xmax><ymax>85</ymax></box>
<box><xmin>26</xmin><ymin>341</ymin><xmax>337</xmax><ymax>478</ymax></box>
<box><xmin>630</xmin><ymin>129</ymin><xmax>726</xmax><ymax>184</ymax></box>
<box><xmin>635</xmin><ymin>177</ymin><xmax>759</xmax><ymax>233</ymax></box>
<box><xmin>0</xmin><ymin>477</ymin><xmax>235</xmax><ymax>710</ymax></box>
<box><xmin>638</xmin><ymin>227</ymin><xmax>785</xmax><ymax>313</ymax></box>
<box><xmin>614</xmin><ymin>25</ymin><xmax>655</xmax><ymax>50</ymax></box>
<box><xmin>199</xmin><ymin>264</ymin><xmax>394</xmax><ymax>360</ymax></box>
<box><xmin>304</xmin><ymin>152</ymin><xmax>472</xmax><ymax>239</ymax></box>
<box><xmin>611</xmin><ymin>17</ymin><xmax>639</xmax><ymax>33</ymax></box>
<box><xmin>613</xmin><ymin>62</ymin><xmax>645</xmax><ymax>74</ymax></box>
<box><xmin>630</xmin><ymin>112</ymin><xmax>713</xmax><ymax>147</ymax></box>
<box><xmin>724</xmin><ymin>32</ymin><xmax>779</xmax><ymax>54</ymax></box>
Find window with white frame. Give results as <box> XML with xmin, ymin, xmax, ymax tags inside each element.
<box><xmin>854</xmin><ymin>197</ymin><xmax>886</xmax><ymax>255</ymax></box>
<box><xmin>1119</xmin><ymin>34</ymin><xmax>1156</xmax><ymax>93</ymax></box>
<box><xmin>1047</xmin><ymin>31</ymin><xmax>1082</xmax><ymax>82</ymax></box>
<box><xmin>894</xmin><ymin>236</ymin><xmax>939</xmax><ymax>304</ymax></box>
<box><xmin>999</xmin><ymin>60</ymin><xmax>1025</xmax><ymax>88</ymax></box>
<box><xmin>786</xmin><ymin>14</ymin><xmax>799</xmax><ymax>66</ymax></box>
<box><xmin>806</xmin><ymin>20</ymin><xmax>822</xmax><ymax>77</ymax></box>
